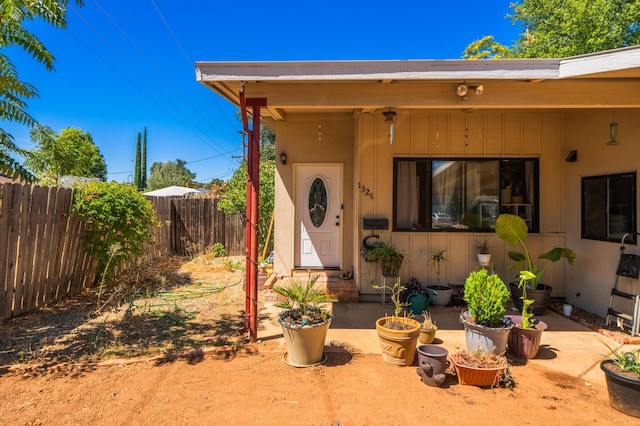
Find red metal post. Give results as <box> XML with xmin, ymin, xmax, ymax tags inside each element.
<box><xmin>239</xmin><ymin>92</ymin><xmax>267</xmax><ymax>342</ymax></box>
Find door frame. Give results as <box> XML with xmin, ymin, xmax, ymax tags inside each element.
<box><xmin>293</xmin><ymin>162</ymin><xmax>343</xmax><ymax>269</ymax></box>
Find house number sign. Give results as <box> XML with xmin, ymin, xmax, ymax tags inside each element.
<box><xmin>358</xmin><ymin>182</ymin><xmax>374</xmax><ymax>200</ymax></box>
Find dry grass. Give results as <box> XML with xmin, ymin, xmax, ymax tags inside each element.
<box><xmin>0</xmin><ymin>254</ymin><xmax>256</xmax><ymax>366</ymax></box>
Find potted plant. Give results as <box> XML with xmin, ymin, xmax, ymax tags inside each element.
<box><xmin>273</xmin><ymin>274</ymin><xmax>337</xmax><ymax>367</ymax></box>
<box><xmin>505</xmin><ymin>270</ymin><xmax>548</xmax><ymax>359</ymax></box>
<box><xmin>495</xmin><ymin>213</ymin><xmax>576</xmax><ymax>315</ymax></box>
<box><xmin>460</xmin><ymin>269</ymin><xmax>513</xmax><ymax>355</ymax></box>
<box><xmin>373</xmin><ymin>280</ymin><xmax>421</xmax><ymax>366</ymax></box>
<box><xmin>427</xmin><ymin>249</ymin><xmax>452</xmax><ymax>306</ymax></box>
<box><xmin>476</xmin><ymin>237</ymin><xmax>492</xmax><ymax>266</ymax></box>
<box><xmin>449</xmin><ymin>348</ymin><xmax>514</xmax><ymax>388</ymax></box>
<box><xmin>418</xmin><ymin>310</ymin><xmax>438</xmax><ymax>344</ymax></box>
<box><xmin>601</xmin><ymin>344</ymin><xmax>640</xmax><ymax>417</ymax></box>
<box><xmin>367</xmin><ymin>239</ymin><xmax>404</xmax><ymax>277</ymax></box>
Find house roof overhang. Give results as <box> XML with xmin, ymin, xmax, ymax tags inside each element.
<box><xmin>195</xmin><ymin>46</ymin><xmax>640</xmax><ymax>122</ymax></box>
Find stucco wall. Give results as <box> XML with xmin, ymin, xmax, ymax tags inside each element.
<box><xmin>273</xmin><ymin>113</ymin><xmax>355</xmax><ymax>276</ymax></box>
<box><xmin>563</xmin><ymin>109</ymin><xmax>640</xmax><ymax>317</ymax></box>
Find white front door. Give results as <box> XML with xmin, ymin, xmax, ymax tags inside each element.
<box><xmin>294</xmin><ymin>164</ymin><xmax>342</xmax><ymax>268</ymax></box>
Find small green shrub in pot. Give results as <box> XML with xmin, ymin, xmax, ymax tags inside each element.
<box><xmin>463</xmin><ymin>269</ymin><xmax>510</xmax><ymax>327</ymax></box>
<box><xmin>367</xmin><ymin>240</ymin><xmax>404</xmax><ymax>276</ymax></box>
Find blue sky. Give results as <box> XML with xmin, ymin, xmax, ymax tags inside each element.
<box><xmin>8</xmin><ymin>0</ymin><xmax>522</xmax><ymax>184</ymax></box>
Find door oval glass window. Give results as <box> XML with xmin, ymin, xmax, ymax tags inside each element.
<box><xmin>308</xmin><ymin>177</ymin><xmax>328</xmax><ymax>227</ymax></box>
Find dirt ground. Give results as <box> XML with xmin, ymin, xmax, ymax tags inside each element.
<box><xmin>0</xmin><ymin>255</ymin><xmax>637</xmax><ymax>425</ymax></box>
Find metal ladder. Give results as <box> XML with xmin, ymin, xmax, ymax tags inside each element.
<box><xmin>606</xmin><ymin>233</ymin><xmax>640</xmax><ymax>336</ymax></box>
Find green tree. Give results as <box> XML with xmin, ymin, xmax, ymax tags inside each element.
<box><xmin>219</xmin><ymin>125</ymin><xmax>276</xmax><ymax>255</ymax></box>
<box><xmin>134</xmin><ymin>132</ymin><xmax>141</xmax><ymax>190</ymax></box>
<box><xmin>464</xmin><ymin>0</ymin><xmax>640</xmax><ymax>59</ymax></box>
<box><xmin>25</xmin><ymin>126</ymin><xmax>107</xmax><ymax>185</ymax></box>
<box><xmin>0</xmin><ymin>0</ymin><xmax>84</xmax><ymax>182</ymax></box>
<box><xmin>142</xmin><ymin>126</ymin><xmax>147</xmax><ymax>189</ymax></box>
<box><xmin>146</xmin><ymin>158</ymin><xmax>196</xmax><ymax>190</ymax></box>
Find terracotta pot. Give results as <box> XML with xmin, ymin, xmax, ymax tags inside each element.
<box><xmin>505</xmin><ymin>315</ymin><xmax>547</xmax><ymax>359</ymax></box>
<box><xmin>375</xmin><ymin>317</ymin><xmax>421</xmax><ymax>366</ymax></box>
<box><xmin>601</xmin><ymin>360</ymin><xmax>640</xmax><ymax>417</ymax></box>
<box><xmin>509</xmin><ymin>282</ymin><xmax>552</xmax><ymax>315</ymax></box>
<box><xmin>450</xmin><ymin>354</ymin><xmax>508</xmax><ymax>387</ymax></box>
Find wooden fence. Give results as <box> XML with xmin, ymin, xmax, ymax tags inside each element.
<box><xmin>0</xmin><ymin>183</ymin><xmax>245</xmax><ymax>320</ymax></box>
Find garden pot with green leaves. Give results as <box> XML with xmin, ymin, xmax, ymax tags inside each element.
<box><xmin>601</xmin><ymin>344</ymin><xmax>640</xmax><ymax>417</ymax></box>
<box><xmin>373</xmin><ymin>281</ymin><xmax>420</xmax><ymax>366</ymax></box>
<box><xmin>461</xmin><ymin>269</ymin><xmax>513</xmax><ymax>355</ymax></box>
<box><xmin>506</xmin><ymin>271</ymin><xmax>548</xmax><ymax>359</ymax></box>
<box><xmin>495</xmin><ymin>214</ymin><xmax>575</xmax><ymax>315</ymax></box>
<box><xmin>273</xmin><ymin>274</ymin><xmax>337</xmax><ymax>367</ymax></box>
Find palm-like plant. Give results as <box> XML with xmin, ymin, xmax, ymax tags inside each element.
<box><xmin>0</xmin><ymin>0</ymin><xmax>83</xmax><ymax>182</ymax></box>
<box><xmin>273</xmin><ymin>274</ymin><xmax>337</xmax><ymax>326</ymax></box>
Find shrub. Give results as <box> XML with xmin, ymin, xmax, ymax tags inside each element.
<box><xmin>71</xmin><ymin>182</ymin><xmax>157</xmax><ymax>284</ymax></box>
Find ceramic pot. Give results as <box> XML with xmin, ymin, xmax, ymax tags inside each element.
<box><xmin>418</xmin><ymin>327</ymin><xmax>437</xmax><ymax>344</ymax></box>
<box><xmin>460</xmin><ymin>311</ymin><xmax>513</xmax><ymax>356</ymax></box>
<box><xmin>375</xmin><ymin>317</ymin><xmax>421</xmax><ymax>366</ymax></box>
<box><xmin>476</xmin><ymin>253</ymin><xmax>492</xmax><ymax>266</ymax></box>
<box><xmin>427</xmin><ymin>285</ymin><xmax>452</xmax><ymax>307</ymax></box>
<box><xmin>280</xmin><ymin>317</ymin><xmax>332</xmax><ymax>367</ymax></box>
<box><xmin>601</xmin><ymin>360</ymin><xmax>640</xmax><ymax>417</ymax></box>
<box><xmin>416</xmin><ymin>344</ymin><xmax>449</xmax><ymax>387</ymax></box>
<box><xmin>509</xmin><ymin>282</ymin><xmax>552</xmax><ymax>315</ymax></box>
<box><xmin>505</xmin><ymin>315</ymin><xmax>547</xmax><ymax>359</ymax></box>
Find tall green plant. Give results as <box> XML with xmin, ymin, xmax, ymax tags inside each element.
<box><xmin>71</xmin><ymin>182</ymin><xmax>157</xmax><ymax>284</ymax></box>
<box><xmin>134</xmin><ymin>132</ymin><xmax>141</xmax><ymax>190</ymax></box>
<box><xmin>142</xmin><ymin>126</ymin><xmax>147</xmax><ymax>189</ymax></box>
<box><xmin>495</xmin><ymin>214</ymin><xmax>575</xmax><ymax>289</ymax></box>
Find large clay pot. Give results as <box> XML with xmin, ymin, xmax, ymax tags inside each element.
<box><xmin>460</xmin><ymin>311</ymin><xmax>513</xmax><ymax>356</ymax></box>
<box><xmin>375</xmin><ymin>317</ymin><xmax>421</xmax><ymax>366</ymax></box>
<box><xmin>601</xmin><ymin>360</ymin><xmax>640</xmax><ymax>417</ymax></box>
<box><xmin>509</xmin><ymin>282</ymin><xmax>552</xmax><ymax>316</ymax></box>
<box><xmin>505</xmin><ymin>315</ymin><xmax>547</xmax><ymax>359</ymax></box>
<box><xmin>280</xmin><ymin>318</ymin><xmax>332</xmax><ymax>367</ymax></box>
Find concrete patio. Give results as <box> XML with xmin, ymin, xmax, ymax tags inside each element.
<box><xmin>258</xmin><ymin>301</ymin><xmax>639</xmax><ymax>387</ymax></box>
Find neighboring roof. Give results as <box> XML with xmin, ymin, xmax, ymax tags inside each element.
<box><xmin>144</xmin><ymin>186</ymin><xmax>207</xmax><ymax>197</ymax></box>
<box><xmin>59</xmin><ymin>176</ymin><xmax>101</xmax><ymax>188</ymax></box>
<box><xmin>196</xmin><ymin>46</ymin><xmax>640</xmax><ymax>118</ymax></box>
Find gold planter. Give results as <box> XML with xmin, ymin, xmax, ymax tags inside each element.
<box><xmin>375</xmin><ymin>317</ymin><xmax>421</xmax><ymax>366</ymax></box>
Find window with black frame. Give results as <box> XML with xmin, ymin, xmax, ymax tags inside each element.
<box><xmin>582</xmin><ymin>172</ymin><xmax>636</xmax><ymax>243</ymax></box>
<box><xmin>393</xmin><ymin>158</ymin><xmax>539</xmax><ymax>232</ymax></box>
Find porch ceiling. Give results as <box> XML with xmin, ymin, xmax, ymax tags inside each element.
<box><xmin>195</xmin><ymin>47</ymin><xmax>640</xmax><ymax>122</ymax></box>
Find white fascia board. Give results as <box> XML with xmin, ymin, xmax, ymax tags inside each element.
<box><xmin>195</xmin><ymin>59</ymin><xmax>561</xmax><ymax>82</ymax></box>
<box><xmin>559</xmin><ymin>46</ymin><xmax>640</xmax><ymax>78</ymax></box>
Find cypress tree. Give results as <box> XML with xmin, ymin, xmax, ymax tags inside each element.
<box><xmin>134</xmin><ymin>132</ymin><xmax>141</xmax><ymax>190</ymax></box>
<box><xmin>142</xmin><ymin>126</ymin><xmax>147</xmax><ymax>189</ymax></box>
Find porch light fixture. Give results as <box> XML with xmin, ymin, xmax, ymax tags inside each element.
<box><xmin>279</xmin><ymin>151</ymin><xmax>287</xmax><ymax>165</ymax></box>
<box><xmin>383</xmin><ymin>109</ymin><xmax>397</xmax><ymax>144</ymax></box>
<box><xmin>456</xmin><ymin>83</ymin><xmax>484</xmax><ymax>100</ymax></box>
<box><xmin>607</xmin><ymin>111</ymin><xmax>619</xmax><ymax>145</ymax></box>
